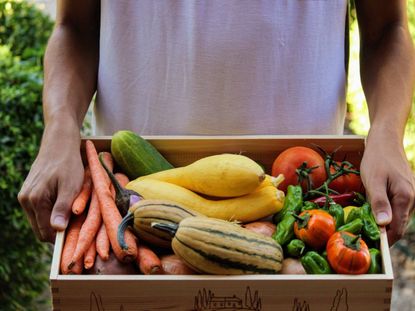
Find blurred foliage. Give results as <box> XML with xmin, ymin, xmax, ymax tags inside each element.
<box><xmin>0</xmin><ymin>0</ymin><xmax>53</xmax><ymax>63</ymax></box>
<box><xmin>0</xmin><ymin>1</ymin><xmax>53</xmax><ymax>310</ymax></box>
<box><xmin>347</xmin><ymin>0</ymin><xmax>415</xmax><ymax>171</ymax></box>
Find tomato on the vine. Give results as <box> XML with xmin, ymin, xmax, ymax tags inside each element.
<box><xmin>328</xmin><ymin>161</ymin><xmax>364</xmax><ymax>193</ymax></box>
<box><xmin>271</xmin><ymin>146</ymin><xmax>326</xmax><ymax>193</ymax></box>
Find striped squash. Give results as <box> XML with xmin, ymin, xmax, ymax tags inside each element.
<box><xmin>120</xmin><ymin>200</ymin><xmax>203</xmax><ymax>249</ymax></box>
<box><xmin>156</xmin><ymin>217</ymin><xmax>283</xmax><ymax>274</ymax></box>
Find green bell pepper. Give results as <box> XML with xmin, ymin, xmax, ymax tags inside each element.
<box><xmin>301</xmin><ymin>251</ymin><xmax>332</xmax><ymax>274</ymax></box>
<box><xmin>286</xmin><ymin>239</ymin><xmax>306</xmax><ymax>258</ymax></box>
<box><xmin>368</xmin><ymin>248</ymin><xmax>382</xmax><ymax>274</ymax></box>
<box><xmin>302</xmin><ymin>201</ymin><xmax>319</xmax><ymax>212</ymax></box>
<box><xmin>273</xmin><ymin>185</ymin><xmax>303</xmax><ymax>246</ymax></box>
<box><xmin>361</xmin><ymin>203</ymin><xmax>380</xmax><ymax>241</ymax></box>
<box><xmin>273</xmin><ymin>185</ymin><xmax>303</xmax><ymax>224</ymax></box>
<box><xmin>337</xmin><ymin>218</ymin><xmax>363</xmax><ymax>234</ymax></box>
<box><xmin>328</xmin><ymin>203</ymin><xmax>345</xmax><ymax>229</ymax></box>
<box><xmin>273</xmin><ymin>215</ymin><xmax>296</xmax><ymax>246</ymax></box>
<box><xmin>345</xmin><ymin>207</ymin><xmax>362</xmax><ymax>224</ymax></box>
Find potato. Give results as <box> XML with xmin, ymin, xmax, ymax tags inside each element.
<box><xmin>160</xmin><ymin>254</ymin><xmax>198</xmax><ymax>275</ymax></box>
<box><xmin>280</xmin><ymin>258</ymin><xmax>306</xmax><ymax>275</ymax></box>
<box><xmin>243</xmin><ymin>221</ymin><xmax>276</xmax><ymax>237</ymax></box>
<box><xmin>86</xmin><ymin>251</ymin><xmax>139</xmax><ymax>275</ymax></box>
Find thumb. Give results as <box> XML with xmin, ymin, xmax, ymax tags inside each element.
<box><xmin>367</xmin><ymin>185</ymin><xmax>392</xmax><ymax>226</ymax></box>
<box><xmin>50</xmin><ymin>190</ymin><xmax>75</xmax><ymax>231</ymax></box>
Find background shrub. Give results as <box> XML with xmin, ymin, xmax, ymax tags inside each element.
<box><xmin>0</xmin><ymin>1</ymin><xmax>53</xmax><ymax>310</ymax></box>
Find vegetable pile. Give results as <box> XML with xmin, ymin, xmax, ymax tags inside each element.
<box><xmin>60</xmin><ymin>131</ymin><xmax>382</xmax><ymax>276</ymax></box>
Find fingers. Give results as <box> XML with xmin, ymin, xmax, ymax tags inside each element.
<box><xmin>387</xmin><ymin>179</ymin><xmax>415</xmax><ymax>245</ymax></box>
<box><xmin>50</xmin><ymin>184</ymin><xmax>77</xmax><ymax>232</ymax></box>
<box><xmin>18</xmin><ymin>193</ymin><xmax>42</xmax><ymax>241</ymax></box>
<box><xmin>19</xmin><ymin>181</ymin><xmax>79</xmax><ymax>243</ymax></box>
<box><xmin>18</xmin><ymin>181</ymin><xmax>55</xmax><ymax>243</ymax></box>
<box><xmin>18</xmin><ymin>161</ymin><xmax>84</xmax><ymax>243</ymax></box>
<box><xmin>365</xmin><ymin>177</ymin><xmax>393</xmax><ymax>226</ymax></box>
<box><xmin>369</xmin><ymin>189</ymin><xmax>392</xmax><ymax>226</ymax></box>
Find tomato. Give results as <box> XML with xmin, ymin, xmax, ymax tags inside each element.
<box><xmin>293</xmin><ymin>209</ymin><xmax>336</xmax><ymax>250</ymax></box>
<box><xmin>326</xmin><ymin>231</ymin><xmax>371</xmax><ymax>274</ymax></box>
<box><xmin>328</xmin><ymin>162</ymin><xmax>364</xmax><ymax>193</ymax></box>
<box><xmin>271</xmin><ymin>146</ymin><xmax>326</xmax><ymax>193</ymax></box>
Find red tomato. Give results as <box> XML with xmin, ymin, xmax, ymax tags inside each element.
<box><xmin>326</xmin><ymin>231</ymin><xmax>371</xmax><ymax>274</ymax></box>
<box><xmin>271</xmin><ymin>146</ymin><xmax>326</xmax><ymax>193</ymax></box>
<box><xmin>328</xmin><ymin>162</ymin><xmax>364</xmax><ymax>193</ymax></box>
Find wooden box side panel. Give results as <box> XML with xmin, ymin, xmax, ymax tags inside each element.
<box><xmin>51</xmin><ymin>278</ymin><xmax>392</xmax><ymax>311</ymax></box>
<box><xmin>80</xmin><ymin>135</ymin><xmax>365</xmax><ymax>172</ymax></box>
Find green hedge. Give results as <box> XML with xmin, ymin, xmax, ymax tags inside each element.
<box><xmin>0</xmin><ymin>1</ymin><xmax>53</xmax><ymax>310</ymax></box>
<box><xmin>0</xmin><ymin>0</ymin><xmax>53</xmax><ymax>62</ymax></box>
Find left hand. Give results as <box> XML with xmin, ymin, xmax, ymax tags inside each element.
<box><xmin>360</xmin><ymin>132</ymin><xmax>415</xmax><ymax>245</ymax></box>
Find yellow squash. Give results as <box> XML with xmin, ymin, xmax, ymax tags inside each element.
<box><xmin>126</xmin><ymin>179</ymin><xmax>285</xmax><ymax>223</ymax></box>
<box><xmin>135</xmin><ymin>153</ymin><xmax>266</xmax><ymax>197</ymax></box>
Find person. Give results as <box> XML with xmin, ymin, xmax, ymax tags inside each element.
<box><xmin>18</xmin><ymin>0</ymin><xmax>415</xmax><ymax>245</ymax></box>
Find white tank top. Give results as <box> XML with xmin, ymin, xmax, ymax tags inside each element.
<box><xmin>94</xmin><ymin>0</ymin><xmax>348</xmax><ymax>135</ymax></box>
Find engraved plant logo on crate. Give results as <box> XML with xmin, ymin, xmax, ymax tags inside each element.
<box><xmin>193</xmin><ymin>286</ymin><xmax>262</xmax><ymax>311</ymax></box>
<box><xmin>292</xmin><ymin>288</ymin><xmax>349</xmax><ymax>311</ymax></box>
<box><xmin>87</xmin><ymin>286</ymin><xmax>348</xmax><ymax>310</ymax></box>
<box><xmin>192</xmin><ymin>287</ymin><xmax>349</xmax><ymax>311</ymax></box>
<box><xmin>89</xmin><ymin>291</ymin><xmax>125</xmax><ymax>311</ymax></box>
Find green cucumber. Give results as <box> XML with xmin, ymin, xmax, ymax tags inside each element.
<box><xmin>111</xmin><ymin>130</ymin><xmax>173</xmax><ymax>179</ymax></box>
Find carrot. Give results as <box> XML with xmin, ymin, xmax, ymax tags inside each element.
<box><xmin>99</xmin><ymin>152</ymin><xmax>114</xmax><ymax>180</ymax></box>
<box><xmin>136</xmin><ymin>243</ymin><xmax>162</xmax><ymax>275</ymax></box>
<box><xmin>100</xmin><ymin>156</ymin><xmax>140</xmax><ymax>216</ymax></box>
<box><xmin>60</xmin><ymin>213</ymin><xmax>86</xmax><ymax>275</ymax></box>
<box><xmin>85</xmin><ymin>140</ymin><xmax>137</xmax><ymax>263</ymax></box>
<box><xmin>96</xmin><ymin>222</ymin><xmax>110</xmax><ymax>261</ymax></box>
<box><xmin>68</xmin><ymin>189</ymin><xmax>102</xmax><ymax>269</ymax></box>
<box><xmin>84</xmin><ymin>239</ymin><xmax>97</xmax><ymax>270</ymax></box>
<box><xmin>115</xmin><ymin>173</ymin><xmax>130</xmax><ymax>187</ymax></box>
<box><xmin>70</xmin><ymin>153</ymin><xmax>114</xmax><ymax>266</ymax></box>
<box><xmin>72</xmin><ymin>167</ymin><xmax>93</xmax><ymax>215</ymax></box>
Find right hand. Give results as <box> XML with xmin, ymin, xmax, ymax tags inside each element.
<box><xmin>18</xmin><ymin>125</ymin><xmax>84</xmax><ymax>243</ymax></box>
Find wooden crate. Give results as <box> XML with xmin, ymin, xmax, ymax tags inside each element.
<box><xmin>50</xmin><ymin>135</ymin><xmax>393</xmax><ymax>311</ymax></box>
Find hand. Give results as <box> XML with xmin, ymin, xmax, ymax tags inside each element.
<box><xmin>360</xmin><ymin>133</ymin><xmax>415</xmax><ymax>245</ymax></box>
<box><xmin>18</xmin><ymin>126</ymin><xmax>84</xmax><ymax>243</ymax></box>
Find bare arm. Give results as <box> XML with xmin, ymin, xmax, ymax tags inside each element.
<box><xmin>356</xmin><ymin>0</ymin><xmax>415</xmax><ymax>244</ymax></box>
<box><xmin>18</xmin><ymin>0</ymin><xmax>100</xmax><ymax>242</ymax></box>
<box><xmin>44</xmin><ymin>0</ymin><xmax>99</xmax><ymax>135</ymax></box>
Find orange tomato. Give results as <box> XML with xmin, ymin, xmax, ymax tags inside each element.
<box><xmin>293</xmin><ymin>209</ymin><xmax>336</xmax><ymax>250</ymax></box>
<box><xmin>326</xmin><ymin>231</ymin><xmax>371</xmax><ymax>274</ymax></box>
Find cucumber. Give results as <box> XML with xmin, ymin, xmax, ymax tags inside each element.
<box><xmin>111</xmin><ymin>130</ymin><xmax>173</xmax><ymax>179</ymax></box>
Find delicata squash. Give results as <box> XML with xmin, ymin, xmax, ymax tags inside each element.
<box><xmin>153</xmin><ymin>217</ymin><xmax>284</xmax><ymax>275</ymax></box>
<box><xmin>118</xmin><ymin>199</ymin><xmax>203</xmax><ymax>248</ymax></box>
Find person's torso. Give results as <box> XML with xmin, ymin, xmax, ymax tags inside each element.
<box><xmin>94</xmin><ymin>0</ymin><xmax>348</xmax><ymax>135</ymax></box>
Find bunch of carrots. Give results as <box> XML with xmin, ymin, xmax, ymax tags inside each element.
<box><xmin>60</xmin><ymin>140</ymin><xmax>161</xmax><ymax>275</ymax></box>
